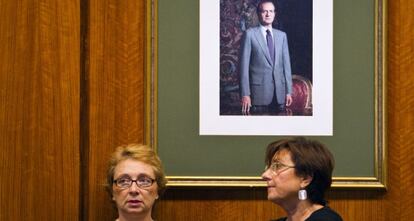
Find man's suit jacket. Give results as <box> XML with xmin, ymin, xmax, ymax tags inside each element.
<box><xmin>239</xmin><ymin>27</ymin><xmax>292</xmax><ymax>106</ymax></box>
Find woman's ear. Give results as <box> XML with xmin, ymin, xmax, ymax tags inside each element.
<box><xmin>300</xmin><ymin>175</ymin><xmax>313</xmax><ymax>188</ymax></box>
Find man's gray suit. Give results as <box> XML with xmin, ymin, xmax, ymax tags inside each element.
<box><xmin>239</xmin><ymin>27</ymin><xmax>292</xmax><ymax>106</ymax></box>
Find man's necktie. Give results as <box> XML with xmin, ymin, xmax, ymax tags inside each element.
<box><xmin>266</xmin><ymin>29</ymin><xmax>275</xmax><ymax>63</ymax></box>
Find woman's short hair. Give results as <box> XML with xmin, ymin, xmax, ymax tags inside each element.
<box><xmin>106</xmin><ymin>144</ymin><xmax>167</xmax><ymax>196</ymax></box>
<box><xmin>265</xmin><ymin>137</ymin><xmax>334</xmax><ymax>205</ymax></box>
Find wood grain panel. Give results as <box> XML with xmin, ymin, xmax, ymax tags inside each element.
<box><xmin>383</xmin><ymin>1</ymin><xmax>401</xmax><ymax>220</ymax></box>
<box><xmin>394</xmin><ymin>0</ymin><xmax>414</xmax><ymax>220</ymax></box>
<box><xmin>0</xmin><ymin>0</ymin><xmax>80</xmax><ymax>220</ymax></box>
<box><xmin>155</xmin><ymin>188</ymin><xmax>285</xmax><ymax>221</ymax></box>
<box><xmin>155</xmin><ymin>189</ymin><xmax>388</xmax><ymax>220</ymax></box>
<box><xmin>85</xmin><ymin>0</ymin><xmax>146</xmax><ymax>220</ymax></box>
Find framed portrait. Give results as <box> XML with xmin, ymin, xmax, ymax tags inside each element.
<box><xmin>146</xmin><ymin>0</ymin><xmax>386</xmax><ymax>188</ymax></box>
<box><xmin>200</xmin><ymin>0</ymin><xmax>332</xmax><ymax>136</ymax></box>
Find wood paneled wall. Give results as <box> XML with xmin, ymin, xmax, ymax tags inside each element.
<box><xmin>0</xmin><ymin>0</ymin><xmax>81</xmax><ymax>220</ymax></box>
<box><xmin>83</xmin><ymin>0</ymin><xmax>146</xmax><ymax>220</ymax></box>
<box><xmin>1</xmin><ymin>0</ymin><xmax>413</xmax><ymax>220</ymax></box>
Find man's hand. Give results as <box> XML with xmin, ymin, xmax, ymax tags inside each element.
<box><xmin>285</xmin><ymin>94</ymin><xmax>293</xmax><ymax>107</ymax></box>
<box><xmin>241</xmin><ymin>96</ymin><xmax>252</xmax><ymax>115</ymax></box>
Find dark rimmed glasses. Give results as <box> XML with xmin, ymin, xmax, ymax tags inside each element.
<box><xmin>113</xmin><ymin>176</ymin><xmax>155</xmax><ymax>189</ymax></box>
<box><xmin>265</xmin><ymin>161</ymin><xmax>295</xmax><ymax>175</ymax></box>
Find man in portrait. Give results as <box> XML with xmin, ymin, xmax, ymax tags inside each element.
<box><xmin>239</xmin><ymin>0</ymin><xmax>293</xmax><ymax>115</ymax></box>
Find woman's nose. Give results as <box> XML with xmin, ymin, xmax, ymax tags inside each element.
<box><xmin>261</xmin><ymin>169</ymin><xmax>271</xmax><ymax>181</ymax></box>
<box><xmin>128</xmin><ymin>182</ymin><xmax>141</xmax><ymax>194</ymax></box>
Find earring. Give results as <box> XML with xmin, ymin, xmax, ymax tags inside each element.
<box><xmin>298</xmin><ymin>189</ymin><xmax>307</xmax><ymax>200</ymax></box>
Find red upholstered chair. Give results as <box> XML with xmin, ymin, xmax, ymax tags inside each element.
<box><xmin>287</xmin><ymin>74</ymin><xmax>312</xmax><ymax>115</ymax></box>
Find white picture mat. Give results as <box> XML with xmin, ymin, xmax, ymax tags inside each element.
<box><xmin>199</xmin><ymin>0</ymin><xmax>333</xmax><ymax>136</ymax></box>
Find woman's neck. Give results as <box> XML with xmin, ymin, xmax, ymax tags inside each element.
<box><xmin>284</xmin><ymin>201</ymin><xmax>323</xmax><ymax>221</ymax></box>
<box><xmin>116</xmin><ymin>212</ymin><xmax>153</xmax><ymax>221</ymax></box>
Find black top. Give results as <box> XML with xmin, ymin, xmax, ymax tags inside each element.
<box><xmin>272</xmin><ymin>207</ymin><xmax>343</xmax><ymax>221</ymax></box>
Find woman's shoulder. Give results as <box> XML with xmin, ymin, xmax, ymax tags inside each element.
<box><xmin>271</xmin><ymin>206</ymin><xmax>342</xmax><ymax>221</ymax></box>
<box><xmin>307</xmin><ymin>206</ymin><xmax>343</xmax><ymax>221</ymax></box>
<box><xmin>270</xmin><ymin>218</ymin><xmax>287</xmax><ymax>221</ymax></box>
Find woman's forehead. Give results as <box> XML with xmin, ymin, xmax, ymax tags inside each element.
<box><xmin>114</xmin><ymin>159</ymin><xmax>155</xmax><ymax>177</ymax></box>
<box><xmin>272</xmin><ymin>149</ymin><xmax>292</xmax><ymax>161</ymax></box>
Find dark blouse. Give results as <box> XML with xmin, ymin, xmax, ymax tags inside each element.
<box><xmin>272</xmin><ymin>206</ymin><xmax>343</xmax><ymax>221</ymax></box>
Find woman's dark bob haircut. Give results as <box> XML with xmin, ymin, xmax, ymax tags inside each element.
<box><xmin>265</xmin><ymin>137</ymin><xmax>335</xmax><ymax>205</ymax></box>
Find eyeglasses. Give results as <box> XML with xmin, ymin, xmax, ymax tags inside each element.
<box><xmin>265</xmin><ymin>161</ymin><xmax>295</xmax><ymax>174</ymax></box>
<box><xmin>113</xmin><ymin>176</ymin><xmax>155</xmax><ymax>189</ymax></box>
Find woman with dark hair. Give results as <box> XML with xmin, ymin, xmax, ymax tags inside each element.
<box><xmin>262</xmin><ymin>137</ymin><xmax>342</xmax><ymax>221</ymax></box>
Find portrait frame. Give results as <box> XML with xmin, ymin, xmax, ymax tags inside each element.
<box><xmin>201</xmin><ymin>0</ymin><xmax>332</xmax><ymax>136</ymax></box>
<box><xmin>146</xmin><ymin>0</ymin><xmax>387</xmax><ymax>188</ymax></box>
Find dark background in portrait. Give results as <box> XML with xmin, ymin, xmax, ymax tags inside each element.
<box><xmin>220</xmin><ymin>0</ymin><xmax>312</xmax><ymax>115</ymax></box>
